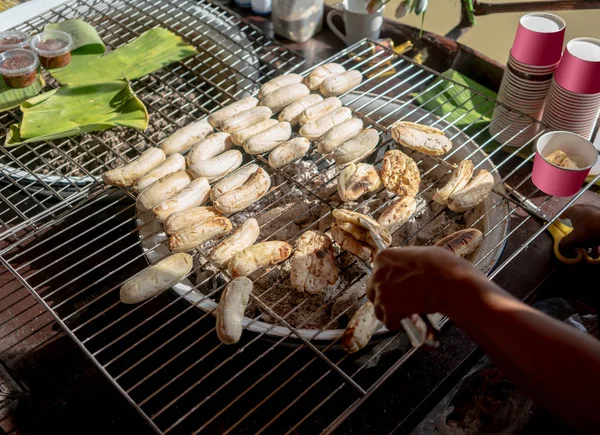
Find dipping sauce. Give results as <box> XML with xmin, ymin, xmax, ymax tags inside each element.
<box><xmin>0</xmin><ymin>31</ymin><xmax>30</xmax><ymax>52</ymax></box>
<box><xmin>0</xmin><ymin>49</ymin><xmax>39</xmax><ymax>88</ymax></box>
<box><xmin>30</xmin><ymin>30</ymin><xmax>73</xmax><ymax>68</ymax></box>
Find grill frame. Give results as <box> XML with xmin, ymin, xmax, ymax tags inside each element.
<box><xmin>1</xmin><ymin>2</ymin><xmax>600</xmax><ymax>434</ymax></box>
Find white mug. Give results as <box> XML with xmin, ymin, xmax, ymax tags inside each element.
<box><xmin>327</xmin><ymin>0</ymin><xmax>384</xmax><ymax>46</ymax></box>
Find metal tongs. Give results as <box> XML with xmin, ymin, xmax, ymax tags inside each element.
<box><xmin>358</xmin><ymin>217</ymin><xmax>441</xmax><ymax>349</ymax></box>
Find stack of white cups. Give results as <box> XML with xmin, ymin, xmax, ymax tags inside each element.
<box><xmin>542</xmin><ymin>37</ymin><xmax>600</xmax><ymax>140</ymax></box>
<box><xmin>490</xmin><ymin>13</ymin><xmax>566</xmax><ymax>147</ymax></box>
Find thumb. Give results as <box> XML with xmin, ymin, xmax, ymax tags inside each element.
<box><xmin>559</xmin><ymin>227</ymin><xmax>589</xmax><ymax>249</ymax></box>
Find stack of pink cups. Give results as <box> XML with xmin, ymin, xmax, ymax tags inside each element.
<box><xmin>490</xmin><ymin>13</ymin><xmax>566</xmax><ymax>147</ymax></box>
<box><xmin>542</xmin><ymin>37</ymin><xmax>600</xmax><ymax>140</ymax></box>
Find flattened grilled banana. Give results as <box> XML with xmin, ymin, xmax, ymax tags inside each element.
<box><xmin>137</xmin><ymin>170</ymin><xmax>193</xmax><ymax>211</ymax></box>
<box><xmin>320</xmin><ymin>70</ymin><xmax>363</xmax><ymax>96</ymax></box>
<box><xmin>211</xmin><ymin>218</ymin><xmax>260</xmax><ymax>268</ymax></box>
<box><xmin>332</xmin><ymin>208</ymin><xmax>379</xmax><ymax>232</ymax></box>
<box><xmin>216</xmin><ymin>277</ymin><xmax>253</xmax><ymax>344</ymax></box>
<box><xmin>332</xmin><ymin>128</ymin><xmax>379</xmax><ymax>166</ymax></box>
<box><xmin>268</xmin><ymin>137</ymin><xmax>311</xmax><ymax>168</ymax></box>
<box><xmin>390</xmin><ymin>121</ymin><xmax>452</xmax><ymax>156</ymax></box>
<box><xmin>152</xmin><ymin>177</ymin><xmax>211</xmax><ymax>222</ymax></box>
<box><xmin>342</xmin><ymin>301</ymin><xmax>380</xmax><ymax>353</ymax></box>
<box><xmin>546</xmin><ymin>149</ymin><xmax>579</xmax><ymax>169</ymax></box>
<box><xmin>163</xmin><ymin>206</ymin><xmax>221</xmax><ymax>236</ymax></box>
<box><xmin>212</xmin><ymin>167</ymin><xmax>271</xmax><ymax>214</ymax></box>
<box><xmin>120</xmin><ymin>253</ymin><xmax>193</xmax><ymax>304</ymax></box>
<box><xmin>244</xmin><ymin>122</ymin><xmax>292</xmax><ymax>155</ymax></box>
<box><xmin>316</xmin><ymin>117</ymin><xmax>363</xmax><ymax>154</ymax></box>
<box><xmin>278</xmin><ymin>94</ymin><xmax>323</xmax><ymax>126</ymax></box>
<box><xmin>228</xmin><ymin>241</ymin><xmax>293</xmax><ymax>278</ymax></box>
<box><xmin>377</xmin><ymin>196</ymin><xmax>416</xmax><ymax>233</ymax></box>
<box><xmin>435</xmin><ymin>228</ymin><xmax>483</xmax><ymax>258</ymax></box>
<box><xmin>337</xmin><ymin>163</ymin><xmax>382</xmax><ymax>202</ymax></box>
<box><xmin>260</xmin><ymin>83</ymin><xmax>310</xmax><ymax>114</ymax></box>
<box><xmin>290</xmin><ymin>231</ymin><xmax>339</xmax><ymax>294</ymax></box>
<box><xmin>221</xmin><ymin>106</ymin><xmax>273</xmax><ymax>134</ymax></box>
<box><xmin>258</xmin><ymin>74</ymin><xmax>303</xmax><ymax>99</ymax></box>
<box><xmin>161</xmin><ymin>120</ymin><xmax>213</xmax><ymax>155</ymax></box>
<box><xmin>211</xmin><ymin>164</ymin><xmax>259</xmax><ymax>200</ymax></box>
<box><xmin>299</xmin><ymin>107</ymin><xmax>352</xmax><ymax>141</ymax></box>
<box><xmin>447</xmin><ymin>170</ymin><xmax>494</xmax><ymax>212</ymax></box>
<box><xmin>102</xmin><ymin>148</ymin><xmax>165</xmax><ymax>187</ymax></box>
<box><xmin>299</xmin><ymin>97</ymin><xmax>342</xmax><ymax>126</ymax></box>
<box><xmin>304</xmin><ymin>63</ymin><xmax>346</xmax><ymax>90</ymax></box>
<box><xmin>208</xmin><ymin>97</ymin><xmax>259</xmax><ymax>128</ymax></box>
<box><xmin>133</xmin><ymin>153</ymin><xmax>186</xmax><ymax>192</ymax></box>
<box><xmin>331</xmin><ymin>223</ymin><xmax>373</xmax><ymax>262</ymax></box>
<box><xmin>168</xmin><ymin>216</ymin><xmax>232</xmax><ymax>253</ymax></box>
<box><xmin>432</xmin><ymin>160</ymin><xmax>474</xmax><ymax>206</ymax></box>
<box><xmin>380</xmin><ymin>149</ymin><xmax>420</xmax><ymax>197</ymax></box>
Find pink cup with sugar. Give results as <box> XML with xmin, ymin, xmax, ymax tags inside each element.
<box><xmin>511</xmin><ymin>13</ymin><xmax>566</xmax><ymax>66</ymax></box>
<box><xmin>532</xmin><ymin>131</ymin><xmax>598</xmax><ymax>196</ymax></box>
<box><xmin>554</xmin><ymin>37</ymin><xmax>600</xmax><ymax>94</ymax></box>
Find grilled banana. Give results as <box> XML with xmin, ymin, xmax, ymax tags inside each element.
<box><xmin>216</xmin><ymin>277</ymin><xmax>253</xmax><ymax>344</ymax></box>
<box><xmin>331</xmin><ymin>223</ymin><xmax>373</xmax><ymax>262</ymax></box>
<box><xmin>244</xmin><ymin>122</ymin><xmax>292</xmax><ymax>155</ymax></box>
<box><xmin>231</xmin><ymin>118</ymin><xmax>279</xmax><ymax>147</ymax></box>
<box><xmin>290</xmin><ymin>231</ymin><xmax>339</xmax><ymax>294</ymax></box>
<box><xmin>332</xmin><ymin>208</ymin><xmax>379</xmax><ymax>232</ymax></box>
<box><xmin>211</xmin><ymin>218</ymin><xmax>260</xmax><ymax>268</ymax></box>
<box><xmin>299</xmin><ymin>107</ymin><xmax>352</xmax><ymax>141</ymax></box>
<box><xmin>186</xmin><ymin>133</ymin><xmax>233</xmax><ymax>168</ymax></box>
<box><xmin>316</xmin><ymin>117</ymin><xmax>363</xmax><ymax>154</ymax></box>
<box><xmin>212</xmin><ymin>167</ymin><xmax>271</xmax><ymax>214</ymax></box>
<box><xmin>447</xmin><ymin>170</ymin><xmax>494</xmax><ymax>212</ymax></box>
<box><xmin>161</xmin><ymin>120</ymin><xmax>213</xmax><ymax>155</ymax></box>
<box><xmin>332</xmin><ymin>128</ymin><xmax>379</xmax><ymax>166</ymax></box>
<box><xmin>380</xmin><ymin>149</ymin><xmax>420</xmax><ymax>197</ymax></box>
<box><xmin>102</xmin><ymin>148</ymin><xmax>165</xmax><ymax>187</ymax></box>
<box><xmin>435</xmin><ymin>228</ymin><xmax>483</xmax><ymax>258</ymax></box>
<box><xmin>377</xmin><ymin>196</ymin><xmax>416</xmax><ymax>233</ymax></box>
<box><xmin>342</xmin><ymin>301</ymin><xmax>380</xmax><ymax>353</ymax></box>
<box><xmin>133</xmin><ymin>153</ymin><xmax>185</xmax><ymax>192</ymax></box>
<box><xmin>278</xmin><ymin>94</ymin><xmax>323</xmax><ymax>126</ymax></box>
<box><xmin>228</xmin><ymin>241</ymin><xmax>293</xmax><ymax>278</ymax></box>
<box><xmin>163</xmin><ymin>206</ymin><xmax>221</xmax><ymax>236</ymax></box>
<box><xmin>188</xmin><ymin>149</ymin><xmax>243</xmax><ymax>182</ymax></box>
<box><xmin>168</xmin><ymin>216</ymin><xmax>232</xmax><ymax>253</ymax></box>
<box><xmin>152</xmin><ymin>177</ymin><xmax>211</xmax><ymax>222</ymax></box>
<box><xmin>433</xmin><ymin>160</ymin><xmax>474</xmax><ymax>206</ymax></box>
<box><xmin>337</xmin><ymin>163</ymin><xmax>382</xmax><ymax>202</ymax></box>
<box><xmin>390</xmin><ymin>121</ymin><xmax>452</xmax><ymax>156</ymax></box>
<box><xmin>208</xmin><ymin>97</ymin><xmax>259</xmax><ymax>128</ymax></box>
<box><xmin>304</xmin><ymin>63</ymin><xmax>346</xmax><ymax>90</ymax></box>
<box><xmin>221</xmin><ymin>106</ymin><xmax>273</xmax><ymax>134</ymax></box>
<box><xmin>260</xmin><ymin>83</ymin><xmax>310</xmax><ymax>114</ymax></box>
<box><xmin>320</xmin><ymin>70</ymin><xmax>363</xmax><ymax>96</ymax></box>
<box><xmin>268</xmin><ymin>137</ymin><xmax>311</xmax><ymax>168</ymax></box>
<box><xmin>298</xmin><ymin>97</ymin><xmax>342</xmax><ymax>126</ymax></box>
<box><xmin>546</xmin><ymin>149</ymin><xmax>579</xmax><ymax>169</ymax></box>
<box><xmin>211</xmin><ymin>164</ymin><xmax>259</xmax><ymax>199</ymax></box>
<box><xmin>137</xmin><ymin>170</ymin><xmax>193</xmax><ymax>211</ymax></box>
<box><xmin>258</xmin><ymin>73</ymin><xmax>303</xmax><ymax>99</ymax></box>
<box><xmin>120</xmin><ymin>253</ymin><xmax>193</xmax><ymax>304</ymax></box>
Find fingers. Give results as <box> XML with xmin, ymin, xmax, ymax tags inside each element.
<box><xmin>560</xmin><ymin>227</ymin><xmax>592</xmax><ymax>249</ymax></box>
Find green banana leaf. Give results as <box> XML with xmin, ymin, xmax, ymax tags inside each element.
<box><xmin>5</xmin><ymin>80</ymin><xmax>148</xmax><ymax>146</ymax></box>
<box><xmin>49</xmin><ymin>27</ymin><xmax>198</xmax><ymax>86</ymax></box>
<box><xmin>45</xmin><ymin>19</ymin><xmax>106</xmax><ymax>54</ymax></box>
<box><xmin>0</xmin><ymin>71</ymin><xmax>45</xmax><ymax>112</ymax></box>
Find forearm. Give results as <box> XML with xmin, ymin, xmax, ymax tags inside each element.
<box><xmin>447</xmin><ymin>277</ymin><xmax>600</xmax><ymax>432</ymax></box>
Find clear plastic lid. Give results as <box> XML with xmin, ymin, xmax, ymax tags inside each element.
<box><xmin>0</xmin><ymin>49</ymin><xmax>39</xmax><ymax>76</ymax></box>
<box><xmin>30</xmin><ymin>30</ymin><xmax>73</xmax><ymax>57</ymax></box>
<box><xmin>0</xmin><ymin>31</ymin><xmax>31</xmax><ymax>51</ymax></box>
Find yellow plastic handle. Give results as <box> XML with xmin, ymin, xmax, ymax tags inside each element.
<box><xmin>547</xmin><ymin>223</ymin><xmax>582</xmax><ymax>265</ymax></box>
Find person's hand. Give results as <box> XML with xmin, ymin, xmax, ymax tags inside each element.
<box><xmin>559</xmin><ymin>204</ymin><xmax>600</xmax><ymax>253</ymax></box>
<box><xmin>365</xmin><ymin>246</ymin><xmax>488</xmax><ymax>330</ymax></box>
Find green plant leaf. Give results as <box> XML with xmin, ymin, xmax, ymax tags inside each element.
<box><xmin>0</xmin><ymin>70</ymin><xmax>45</xmax><ymax>112</ymax></box>
<box><xmin>5</xmin><ymin>80</ymin><xmax>148</xmax><ymax>147</ymax></box>
<box><xmin>45</xmin><ymin>19</ymin><xmax>106</xmax><ymax>54</ymax></box>
<box><xmin>49</xmin><ymin>28</ymin><xmax>198</xmax><ymax>86</ymax></box>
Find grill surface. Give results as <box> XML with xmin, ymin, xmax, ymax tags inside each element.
<box><xmin>1</xmin><ymin>1</ymin><xmax>600</xmax><ymax>434</ymax></box>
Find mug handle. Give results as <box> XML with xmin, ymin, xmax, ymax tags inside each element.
<box><xmin>327</xmin><ymin>8</ymin><xmax>348</xmax><ymax>45</ymax></box>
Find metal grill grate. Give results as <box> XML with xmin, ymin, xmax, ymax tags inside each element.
<box><xmin>2</xmin><ymin>3</ymin><xmax>600</xmax><ymax>434</ymax></box>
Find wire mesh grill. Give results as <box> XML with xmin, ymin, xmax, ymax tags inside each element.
<box><xmin>2</xmin><ymin>2</ymin><xmax>600</xmax><ymax>433</ymax></box>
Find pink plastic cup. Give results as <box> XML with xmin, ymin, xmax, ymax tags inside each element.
<box><xmin>554</xmin><ymin>38</ymin><xmax>600</xmax><ymax>94</ymax></box>
<box><xmin>511</xmin><ymin>13</ymin><xmax>566</xmax><ymax>67</ymax></box>
<box><xmin>532</xmin><ymin>131</ymin><xmax>598</xmax><ymax>196</ymax></box>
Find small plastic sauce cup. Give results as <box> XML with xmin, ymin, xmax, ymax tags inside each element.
<box><xmin>0</xmin><ymin>31</ymin><xmax>30</xmax><ymax>52</ymax></box>
<box><xmin>0</xmin><ymin>49</ymin><xmax>39</xmax><ymax>88</ymax></box>
<box><xmin>30</xmin><ymin>30</ymin><xmax>73</xmax><ymax>69</ymax></box>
